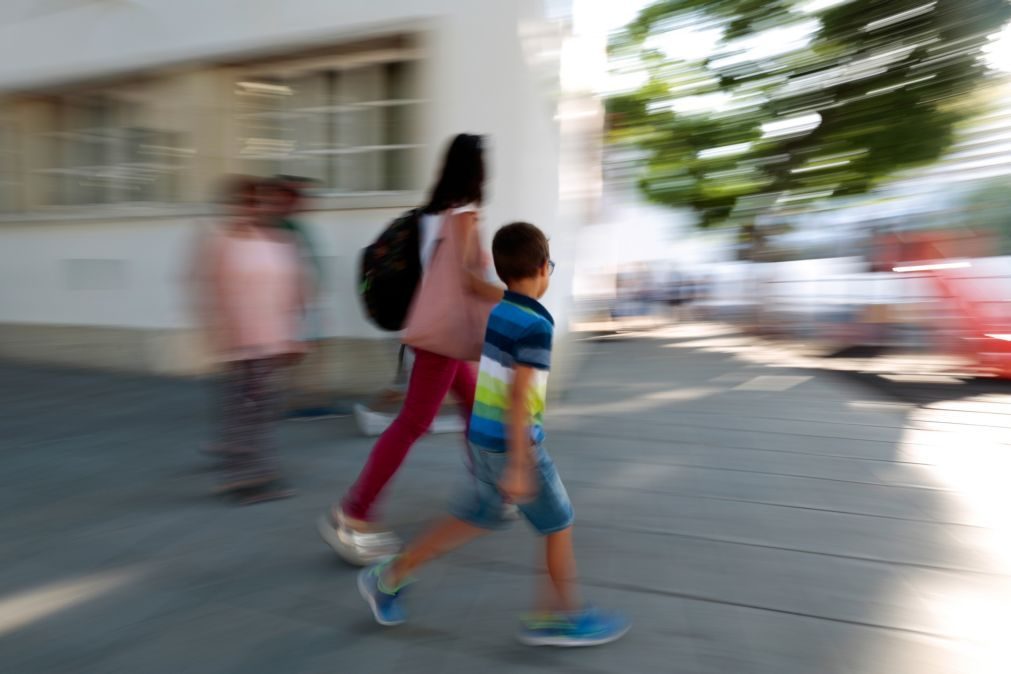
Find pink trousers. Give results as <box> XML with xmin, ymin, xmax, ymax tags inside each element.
<box><xmin>341</xmin><ymin>348</ymin><xmax>476</xmax><ymax>520</ymax></box>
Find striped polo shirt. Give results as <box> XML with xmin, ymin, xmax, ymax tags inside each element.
<box><xmin>469</xmin><ymin>290</ymin><xmax>555</xmax><ymax>452</ymax></box>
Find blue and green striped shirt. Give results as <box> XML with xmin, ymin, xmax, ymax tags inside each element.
<box><xmin>469</xmin><ymin>291</ymin><xmax>554</xmax><ymax>452</ymax></box>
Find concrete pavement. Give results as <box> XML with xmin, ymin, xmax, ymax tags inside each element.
<box><xmin>2</xmin><ymin>324</ymin><xmax>1010</xmax><ymax>673</ymax></box>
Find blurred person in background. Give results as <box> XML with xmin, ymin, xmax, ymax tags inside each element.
<box><xmin>319</xmin><ymin>133</ymin><xmax>504</xmax><ymax>564</ymax></box>
<box><xmin>612</xmin><ymin>263</ymin><xmax>652</xmax><ymax>322</ymax></box>
<box><xmin>194</xmin><ymin>176</ymin><xmax>306</xmax><ymax>504</ymax></box>
<box><xmin>260</xmin><ymin>177</ymin><xmax>333</xmax><ymax>418</ymax></box>
<box><xmin>271</xmin><ymin>175</ymin><xmax>323</xmax><ymax>344</ymax></box>
<box><xmin>663</xmin><ymin>269</ymin><xmax>686</xmax><ymax>321</ymax></box>
<box><xmin>679</xmin><ymin>274</ymin><xmax>700</xmax><ymax>322</ymax></box>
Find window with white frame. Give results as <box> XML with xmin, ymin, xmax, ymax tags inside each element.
<box><xmin>236</xmin><ymin>38</ymin><xmax>425</xmax><ymax>195</ymax></box>
<box><xmin>35</xmin><ymin>93</ymin><xmax>187</xmax><ymax>206</ymax></box>
<box><xmin>0</xmin><ymin>36</ymin><xmax>423</xmax><ymax>212</ymax></box>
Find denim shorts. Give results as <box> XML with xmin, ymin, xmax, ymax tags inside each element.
<box><xmin>449</xmin><ymin>444</ymin><xmax>574</xmax><ymax>535</ymax></box>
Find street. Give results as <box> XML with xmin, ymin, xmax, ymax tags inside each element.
<box><xmin>3</xmin><ymin>324</ymin><xmax>1010</xmax><ymax>674</ymax></box>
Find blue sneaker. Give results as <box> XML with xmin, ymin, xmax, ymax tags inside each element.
<box><xmin>518</xmin><ymin>608</ymin><xmax>630</xmax><ymax>647</ymax></box>
<box><xmin>357</xmin><ymin>562</ymin><xmax>407</xmax><ymax>626</ymax></box>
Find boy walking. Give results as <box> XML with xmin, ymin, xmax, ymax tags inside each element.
<box><xmin>357</xmin><ymin>222</ymin><xmax>629</xmax><ymax>646</ymax></box>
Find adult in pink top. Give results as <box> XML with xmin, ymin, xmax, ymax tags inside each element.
<box><xmin>195</xmin><ymin>177</ymin><xmax>307</xmax><ymax>504</ymax></box>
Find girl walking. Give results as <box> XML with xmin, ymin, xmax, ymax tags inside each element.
<box><xmin>319</xmin><ymin>134</ymin><xmax>502</xmax><ymax>562</ymax></box>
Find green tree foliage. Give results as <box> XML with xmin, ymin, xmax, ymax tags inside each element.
<box><xmin>608</xmin><ymin>0</ymin><xmax>1011</xmax><ymax>227</ymax></box>
<box><xmin>961</xmin><ymin>177</ymin><xmax>1011</xmax><ymax>252</ymax></box>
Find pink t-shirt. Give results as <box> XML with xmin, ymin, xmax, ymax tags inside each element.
<box><xmin>210</xmin><ymin>225</ymin><xmax>303</xmax><ymax>361</ymax></box>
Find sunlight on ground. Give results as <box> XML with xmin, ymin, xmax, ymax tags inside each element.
<box><xmin>663</xmin><ymin>334</ymin><xmax>824</xmax><ymax>371</ymax></box>
<box><xmin>572</xmin><ymin>321</ymin><xmax>739</xmax><ymax>341</ymax></box>
<box><xmin>847</xmin><ymin>400</ymin><xmax>915</xmax><ymax>412</ymax></box>
<box><xmin>654</xmin><ymin>323</ymin><xmax>975</xmax><ymax>379</ymax></box>
<box><xmin>553</xmin><ymin>386</ymin><xmax>721</xmax><ymax>417</ymax></box>
<box><xmin>881</xmin><ymin>374</ymin><xmax>966</xmax><ymax>385</ymax></box>
<box><xmin>0</xmin><ymin>567</ymin><xmax>144</xmax><ymax>636</ymax></box>
<box><xmin>573</xmin><ymin>321</ymin><xmax>1011</xmax><ymax>669</ymax></box>
<box><xmin>899</xmin><ymin>398</ymin><xmax>1011</xmax><ymax>673</ymax></box>
<box><xmin>732</xmin><ymin>375</ymin><xmax>812</xmax><ymax>391</ymax></box>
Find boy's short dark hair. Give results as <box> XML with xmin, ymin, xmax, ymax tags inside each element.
<box><xmin>492</xmin><ymin>222</ymin><xmax>550</xmax><ymax>284</ymax></box>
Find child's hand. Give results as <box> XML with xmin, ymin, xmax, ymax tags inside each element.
<box><xmin>499</xmin><ymin>463</ymin><xmax>537</xmax><ymax>504</ymax></box>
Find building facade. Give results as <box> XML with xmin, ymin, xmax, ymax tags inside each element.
<box><xmin>0</xmin><ymin>0</ymin><xmax>602</xmax><ymax>393</ymax></box>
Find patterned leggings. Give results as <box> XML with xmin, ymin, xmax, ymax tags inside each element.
<box><xmin>218</xmin><ymin>357</ymin><xmax>282</xmax><ymax>485</ymax></box>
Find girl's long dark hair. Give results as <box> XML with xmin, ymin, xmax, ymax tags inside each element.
<box><xmin>423</xmin><ymin>133</ymin><xmax>485</xmax><ymax>214</ymax></box>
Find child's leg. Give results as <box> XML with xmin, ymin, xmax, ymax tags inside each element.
<box><xmin>521</xmin><ymin>526</ymin><xmax>630</xmax><ymax>646</ymax></box>
<box><xmin>543</xmin><ymin>527</ymin><xmax>579</xmax><ymax>613</ymax></box>
<box><xmin>387</xmin><ymin>516</ymin><xmax>487</xmax><ymax>586</ymax></box>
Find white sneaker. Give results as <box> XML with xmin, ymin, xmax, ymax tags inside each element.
<box><xmin>353</xmin><ymin>403</ymin><xmax>394</xmax><ymax>437</ymax></box>
<box><xmin>429</xmin><ymin>415</ymin><xmax>466</xmax><ymax>434</ymax></box>
<box><xmin>317</xmin><ymin>510</ymin><xmax>401</xmax><ymax>567</ymax></box>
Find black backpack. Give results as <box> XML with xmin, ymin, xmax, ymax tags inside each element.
<box><xmin>358</xmin><ymin>208</ymin><xmax>423</xmax><ymax>331</ymax></box>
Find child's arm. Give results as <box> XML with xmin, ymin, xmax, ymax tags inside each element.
<box><xmin>500</xmin><ymin>364</ymin><xmax>538</xmax><ymax>503</ymax></box>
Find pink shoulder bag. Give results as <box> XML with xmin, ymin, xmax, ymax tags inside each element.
<box><xmin>402</xmin><ymin>211</ymin><xmax>496</xmax><ymax>361</ymax></box>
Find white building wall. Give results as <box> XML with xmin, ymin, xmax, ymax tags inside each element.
<box><xmin>0</xmin><ymin>1</ymin><xmax>499</xmax><ymax>91</ymax></box>
<box><xmin>0</xmin><ymin>0</ymin><xmax>597</xmax><ymax>388</ymax></box>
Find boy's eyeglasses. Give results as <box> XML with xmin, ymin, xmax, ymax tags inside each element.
<box><xmin>548</xmin><ymin>260</ymin><xmax>556</xmax><ymax>276</ymax></box>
